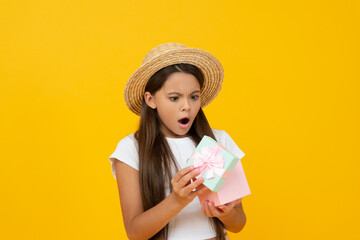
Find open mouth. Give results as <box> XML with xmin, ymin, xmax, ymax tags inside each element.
<box><xmin>178</xmin><ymin>118</ymin><xmax>190</xmax><ymax>125</ymax></box>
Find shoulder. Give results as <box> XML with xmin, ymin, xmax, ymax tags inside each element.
<box><xmin>109</xmin><ymin>133</ymin><xmax>139</xmax><ymax>177</ymax></box>
<box><xmin>111</xmin><ymin>133</ymin><xmax>138</xmax><ymax>155</ymax></box>
<box><xmin>119</xmin><ymin>133</ymin><xmax>137</xmax><ymax>148</ymax></box>
<box><xmin>211</xmin><ymin>128</ymin><xmax>245</xmax><ymax>159</ymax></box>
<box><xmin>211</xmin><ymin>128</ymin><xmax>229</xmax><ymax>143</ymax></box>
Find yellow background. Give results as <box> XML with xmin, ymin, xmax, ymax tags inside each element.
<box><xmin>1</xmin><ymin>0</ymin><xmax>359</xmax><ymax>239</ymax></box>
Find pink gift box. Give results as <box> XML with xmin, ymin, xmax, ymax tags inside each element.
<box><xmin>198</xmin><ymin>159</ymin><xmax>251</xmax><ymax>206</ymax></box>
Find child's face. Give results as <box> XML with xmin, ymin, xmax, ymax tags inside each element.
<box><xmin>144</xmin><ymin>72</ymin><xmax>201</xmax><ymax>138</ymax></box>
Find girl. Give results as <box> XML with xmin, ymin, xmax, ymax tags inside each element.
<box><xmin>109</xmin><ymin>43</ymin><xmax>247</xmax><ymax>240</ymax></box>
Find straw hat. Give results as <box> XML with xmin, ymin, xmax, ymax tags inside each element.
<box><xmin>124</xmin><ymin>43</ymin><xmax>224</xmax><ymax>115</ymax></box>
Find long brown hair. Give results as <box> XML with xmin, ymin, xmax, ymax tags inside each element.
<box><xmin>134</xmin><ymin>63</ymin><xmax>226</xmax><ymax>240</ymax></box>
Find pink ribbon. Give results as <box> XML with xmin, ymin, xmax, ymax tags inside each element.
<box><xmin>192</xmin><ymin>146</ymin><xmax>225</xmax><ymax>179</ymax></box>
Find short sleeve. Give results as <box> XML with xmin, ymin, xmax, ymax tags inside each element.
<box><xmin>213</xmin><ymin>129</ymin><xmax>245</xmax><ymax>160</ymax></box>
<box><xmin>223</xmin><ymin>131</ymin><xmax>245</xmax><ymax>159</ymax></box>
<box><xmin>109</xmin><ymin>134</ymin><xmax>139</xmax><ymax>180</ymax></box>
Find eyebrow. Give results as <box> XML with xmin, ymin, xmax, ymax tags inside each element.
<box><xmin>167</xmin><ymin>90</ymin><xmax>200</xmax><ymax>96</ymax></box>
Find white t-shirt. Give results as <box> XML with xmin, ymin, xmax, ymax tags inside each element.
<box><xmin>109</xmin><ymin>129</ymin><xmax>245</xmax><ymax>240</ymax></box>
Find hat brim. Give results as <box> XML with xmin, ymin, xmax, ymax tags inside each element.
<box><xmin>124</xmin><ymin>48</ymin><xmax>224</xmax><ymax>115</ymax></box>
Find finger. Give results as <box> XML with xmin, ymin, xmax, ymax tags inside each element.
<box><xmin>195</xmin><ymin>184</ymin><xmax>208</xmax><ymax>196</ymax></box>
<box><xmin>201</xmin><ymin>204</ymin><xmax>207</xmax><ymax>216</ymax></box>
<box><xmin>178</xmin><ymin>168</ymin><xmax>200</xmax><ymax>186</ymax></box>
<box><xmin>218</xmin><ymin>199</ymin><xmax>238</xmax><ymax>211</ymax></box>
<box><xmin>189</xmin><ymin>188</ymin><xmax>207</xmax><ymax>200</ymax></box>
<box><xmin>174</xmin><ymin>176</ymin><xmax>201</xmax><ymax>198</ymax></box>
<box><xmin>183</xmin><ymin>176</ymin><xmax>204</xmax><ymax>197</ymax></box>
<box><xmin>208</xmin><ymin>201</ymin><xmax>223</xmax><ymax>217</ymax></box>
<box><xmin>217</xmin><ymin>204</ymin><xmax>232</xmax><ymax>214</ymax></box>
<box><xmin>195</xmin><ymin>183</ymin><xmax>205</xmax><ymax>190</ymax></box>
<box><xmin>172</xmin><ymin>171</ymin><xmax>194</xmax><ymax>193</ymax></box>
<box><xmin>190</xmin><ymin>183</ymin><xmax>209</xmax><ymax>199</ymax></box>
<box><xmin>203</xmin><ymin>201</ymin><xmax>214</xmax><ymax>217</ymax></box>
<box><xmin>171</xmin><ymin>165</ymin><xmax>194</xmax><ymax>184</ymax></box>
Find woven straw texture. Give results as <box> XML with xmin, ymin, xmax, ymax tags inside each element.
<box><xmin>124</xmin><ymin>43</ymin><xmax>224</xmax><ymax>115</ymax></box>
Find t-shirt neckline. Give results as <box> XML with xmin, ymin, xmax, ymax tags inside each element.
<box><xmin>165</xmin><ymin>136</ymin><xmax>191</xmax><ymax>142</ymax></box>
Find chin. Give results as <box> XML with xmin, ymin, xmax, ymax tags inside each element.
<box><xmin>175</xmin><ymin>131</ymin><xmax>189</xmax><ymax>137</ymax></box>
<box><xmin>170</xmin><ymin>129</ymin><xmax>190</xmax><ymax>138</ymax></box>
<box><xmin>177</xmin><ymin>127</ymin><xmax>192</xmax><ymax>136</ymax></box>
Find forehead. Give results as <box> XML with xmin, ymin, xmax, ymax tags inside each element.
<box><xmin>161</xmin><ymin>72</ymin><xmax>200</xmax><ymax>91</ymax></box>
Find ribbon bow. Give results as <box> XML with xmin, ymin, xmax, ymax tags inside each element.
<box><xmin>192</xmin><ymin>146</ymin><xmax>225</xmax><ymax>179</ymax></box>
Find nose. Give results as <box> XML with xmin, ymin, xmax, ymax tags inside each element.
<box><xmin>181</xmin><ymin>99</ymin><xmax>191</xmax><ymax>111</ymax></box>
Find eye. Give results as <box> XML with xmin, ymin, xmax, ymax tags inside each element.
<box><xmin>169</xmin><ymin>96</ymin><xmax>179</xmax><ymax>101</ymax></box>
<box><xmin>191</xmin><ymin>95</ymin><xmax>199</xmax><ymax>100</ymax></box>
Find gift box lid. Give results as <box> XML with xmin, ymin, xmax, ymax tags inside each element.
<box><xmin>186</xmin><ymin>135</ymin><xmax>240</xmax><ymax>192</ymax></box>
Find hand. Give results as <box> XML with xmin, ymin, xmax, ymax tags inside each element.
<box><xmin>201</xmin><ymin>198</ymin><xmax>243</xmax><ymax>218</ymax></box>
<box><xmin>171</xmin><ymin>165</ymin><xmax>206</xmax><ymax>206</ymax></box>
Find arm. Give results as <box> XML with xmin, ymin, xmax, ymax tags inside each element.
<box><xmin>201</xmin><ymin>198</ymin><xmax>247</xmax><ymax>233</ymax></box>
<box><xmin>114</xmin><ymin>160</ymin><xmax>206</xmax><ymax>240</ymax></box>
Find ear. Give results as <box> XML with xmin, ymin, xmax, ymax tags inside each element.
<box><xmin>144</xmin><ymin>91</ymin><xmax>157</xmax><ymax>109</ymax></box>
